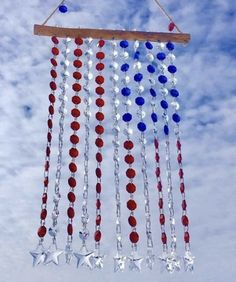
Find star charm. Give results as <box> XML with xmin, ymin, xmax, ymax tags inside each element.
<box><xmin>166</xmin><ymin>252</ymin><xmax>181</xmax><ymax>273</ymax></box>
<box><xmin>146</xmin><ymin>252</ymin><xmax>155</xmax><ymax>270</ymax></box>
<box><xmin>44</xmin><ymin>249</ymin><xmax>64</xmax><ymax>265</ymax></box>
<box><xmin>30</xmin><ymin>246</ymin><xmax>47</xmax><ymax>267</ymax></box>
<box><xmin>128</xmin><ymin>255</ymin><xmax>143</xmax><ymax>272</ymax></box>
<box><xmin>159</xmin><ymin>252</ymin><xmax>168</xmax><ymax>272</ymax></box>
<box><xmin>93</xmin><ymin>255</ymin><xmax>105</xmax><ymax>269</ymax></box>
<box><xmin>113</xmin><ymin>255</ymin><xmax>126</xmax><ymax>272</ymax></box>
<box><xmin>74</xmin><ymin>249</ymin><xmax>94</xmax><ymax>269</ymax></box>
<box><xmin>184</xmin><ymin>251</ymin><xmax>195</xmax><ymax>272</ymax></box>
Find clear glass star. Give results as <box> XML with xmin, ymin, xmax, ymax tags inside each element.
<box><xmin>93</xmin><ymin>255</ymin><xmax>105</xmax><ymax>269</ymax></box>
<box><xmin>166</xmin><ymin>252</ymin><xmax>181</xmax><ymax>273</ymax></box>
<box><xmin>44</xmin><ymin>244</ymin><xmax>64</xmax><ymax>265</ymax></box>
<box><xmin>184</xmin><ymin>251</ymin><xmax>195</xmax><ymax>272</ymax></box>
<box><xmin>113</xmin><ymin>255</ymin><xmax>126</xmax><ymax>272</ymax></box>
<box><xmin>146</xmin><ymin>250</ymin><xmax>155</xmax><ymax>270</ymax></box>
<box><xmin>159</xmin><ymin>251</ymin><xmax>168</xmax><ymax>272</ymax></box>
<box><xmin>30</xmin><ymin>244</ymin><xmax>47</xmax><ymax>267</ymax></box>
<box><xmin>74</xmin><ymin>246</ymin><xmax>94</xmax><ymax>269</ymax></box>
<box><xmin>128</xmin><ymin>253</ymin><xmax>143</xmax><ymax>272</ymax></box>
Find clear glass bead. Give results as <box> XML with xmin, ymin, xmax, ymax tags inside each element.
<box><xmin>134</xmin><ymin>40</ymin><xmax>140</xmax><ymax>51</ymax></box>
<box><xmin>113</xmin><ymin>98</ymin><xmax>120</xmax><ymax>107</ymax></box>
<box><xmin>83</xmin><ymin>85</ymin><xmax>91</xmax><ymax>93</ymax></box>
<box><xmin>160</xmin><ymin>87</ymin><xmax>169</xmax><ymax>96</ymax></box>
<box><xmin>123</xmin><ymin>128</ymin><xmax>133</xmax><ymax>136</ymax></box>
<box><xmin>51</xmin><ymin>210</ymin><xmax>59</xmax><ymax>220</ymax></box>
<box><xmin>149</xmin><ymin>78</ymin><xmax>156</xmax><ymax>86</ymax></box>
<box><xmin>111</xmin><ymin>41</ymin><xmax>117</xmax><ymax>47</ymax></box>
<box><xmin>110</xmin><ymin>74</ymin><xmax>119</xmax><ymax>82</ymax></box>
<box><xmin>158</xmin><ymin>63</ymin><xmax>167</xmax><ymax>72</ymax></box>
<box><xmin>79</xmin><ymin>229</ymin><xmax>90</xmax><ymax>241</ymax></box>
<box><xmin>62</xmin><ymin>49</ymin><xmax>70</xmax><ymax>56</ymax></box>
<box><xmin>123</xmin><ymin>99</ymin><xmax>132</xmax><ymax>106</ymax></box>
<box><xmin>167</xmin><ymin>53</ymin><xmax>176</xmax><ymax>62</ymax></box>
<box><xmin>115</xmin><ymin>113</ymin><xmax>121</xmax><ymax>120</ymax></box>
<box><xmin>121</xmin><ymin>76</ymin><xmax>130</xmax><ymax>84</ymax></box>
<box><xmin>137</xmin><ymin>110</ymin><xmax>146</xmax><ymax>119</ymax></box>
<box><xmin>84</xmin><ymin>110</ymin><xmax>92</xmax><ymax>117</ymax></box>
<box><xmin>63</xmin><ymin>37</ymin><xmax>72</xmax><ymax>44</ymax></box>
<box><xmin>84</xmin><ymin>97</ymin><xmax>92</xmax><ymax>105</ymax></box>
<box><xmin>120</xmin><ymin>51</ymin><xmax>129</xmax><ymax>59</ymax></box>
<box><xmin>138</xmin><ymin>85</ymin><xmax>145</xmax><ymax>93</ymax></box>
<box><xmin>146</xmin><ymin>53</ymin><xmax>154</xmax><ymax>62</ymax></box>
<box><xmin>59</xmin><ymin>83</ymin><xmax>69</xmax><ymax>90</ymax></box>
<box><xmin>170</xmin><ymin>101</ymin><xmax>180</xmax><ymax>110</ymax></box>
<box><xmin>85</xmin><ymin>49</ymin><xmax>93</xmax><ymax>57</ymax></box>
<box><xmin>112</xmin><ymin>87</ymin><xmax>120</xmax><ymax>94</ymax></box>
<box><xmin>81</xmin><ymin>214</ymin><xmax>89</xmax><ymax>224</ymax></box>
<box><xmin>53</xmin><ymin>194</ymin><xmax>61</xmax><ymax>203</ymax></box>
<box><xmin>84</xmin><ymin>72</ymin><xmax>93</xmax><ymax>80</ymax></box>
<box><xmin>157</xmin><ymin>42</ymin><xmax>165</xmax><ymax>50</ymax></box>
<box><xmin>170</xmin><ymin>77</ymin><xmax>178</xmax><ymax>86</ymax></box>
<box><xmin>49</xmin><ymin>227</ymin><xmax>58</xmax><ymax>237</ymax></box>
<box><xmin>61</xmin><ymin>60</ymin><xmax>70</xmax><ymax>67</ymax></box>
<box><xmin>110</xmin><ymin>62</ymin><xmax>119</xmax><ymax>70</ymax></box>
<box><xmin>112</xmin><ymin>125</ymin><xmax>120</xmax><ymax>133</ymax></box>
<box><xmin>61</xmin><ymin>70</ymin><xmax>70</xmax><ymax>78</ymax></box>
<box><xmin>85</xmin><ymin>60</ymin><xmax>93</xmax><ymax>69</ymax></box>
<box><xmin>112</xmin><ymin>50</ymin><xmax>119</xmax><ymax>58</ymax></box>
<box><xmin>166</xmin><ymin>252</ymin><xmax>181</xmax><ymax>273</ymax></box>
<box><xmin>84</xmin><ymin>37</ymin><xmax>93</xmax><ymax>46</ymax></box>
<box><xmin>133</xmin><ymin>61</ymin><xmax>142</xmax><ymax>70</ymax></box>
<box><xmin>112</xmin><ymin>140</ymin><xmax>120</xmax><ymax>148</ymax></box>
<box><xmin>58</xmin><ymin>107</ymin><xmax>67</xmax><ymax>115</ymax></box>
<box><xmin>58</xmin><ymin>94</ymin><xmax>68</xmax><ymax>102</ymax></box>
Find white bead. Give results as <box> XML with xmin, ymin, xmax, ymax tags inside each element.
<box><xmin>110</xmin><ymin>61</ymin><xmax>119</xmax><ymax>70</ymax></box>
<box><xmin>112</xmin><ymin>50</ymin><xmax>119</xmax><ymax>58</ymax></box>
<box><xmin>112</xmin><ymin>86</ymin><xmax>120</xmax><ymax>94</ymax></box>
<box><xmin>116</xmin><ymin>113</ymin><xmax>121</xmax><ymax>120</ymax></box>
<box><xmin>157</xmin><ymin>42</ymin><xmax>165</xmax><ymax>50</ymax></box>
<box><xmin>120</xmin><ymin>51</ymin><xmax>129</xmax><ymax>59</ymax></box>
<box><xmin>170</xmin><ymin>101</ymin><xmax>180</xmax><ymax>110</ymax></box>
<box><xmin>113</xmin><ymin>98</ymin><xmax>120</xmax><ymax>107</ymax></box>
<box><xmin>167</xmin><ymin>53</ymin><xmax>176</xmax><ymax>62</ymax></box>
<box><xmin>122</xmin><ymin>76</ymin><xmax>130</xmax><ymax>84</ymax></box>
<box><xmin>111</xmin><ymin>41</ymin><xmax>117</xmax><ymax>47</ymax></box>
<box><xmin>110</xmin><ymin>74</ymin><xmax>119</xmax><ymax>82</ymax></box>
<box><xmin>123</xmin><ymin>99</ymin><xmax>132</xmax><ymax>106</ymax></box>
<box><xmin>146</xmin><ymin>53</ymin><xmax>154</xmax><ymax>62</ymax></box>
<box><xmin>138</xmin><ymin>85</ymin><xmax>145</xmax><ymax>93</ymax></box>
<box><xmin>133</xmin><ymin>61</ymin><xmax>142</xmax><ymax>70</ymax></box>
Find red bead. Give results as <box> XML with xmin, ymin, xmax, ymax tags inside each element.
<box><xmin>180</xmin><ymin>183</ymin><xmax>185</xmax><ymax>193</ymax></box>
<box><xmin>125</xmin><ymin>155</ymin><xmax>134</xmax><ymax>164</ymax></box>
<box><xmin>47</xmin><ymin>119</ymin><xmax>53</xmax><ymax>129</ymax></box>
<box><xmin>156</xmin><ymin>167</ymin><xmax>160</xmax><ymax>177</ymax></box>
<box><xmin>49</xmin><ymin>105</ymin><xmax>54</xmax><ymax>115</ymax></box>
<box><xmin>96</xmin><ymin>199</ymin><xmax>101</xmax><ymax>209</ymax></box>
<box><xmin>50</xmin><ymin>69</ymin><xmax>57</xmax><ymax>78</ymax></box>
<box><xmin>96</xmin><ymin>168</ymin><xmax>102</xmax><ymax>178</ymax></box>
<box><xmin>179</xmin><ymin>169</ymin><xmax>184</xmax><ymax>178</ymax></box>
<box><xmin>157</xmin><ymin>182</ymin><xmax>162</xmax><ymax>192</ymax></box>
<box><xmin>51</xmin><ymin>36</ymin><xmax>59</xmax><ymax>44</ymax></box>
<box><xmin>72</xmin><ymin>96</ymin><xmax>81</xmax><ymax>105</ymax></box>
<box><xmin>52</xmin><ymin>47</ymin><xmax>59</xmax><ymax>56</ymax></box>
<box><xmin>73</xmin><ymin>71</ymin><xmax>82</xmax><ymax>80</ymax></box>
<box><xmin>46</xmin><ymin>146</ymin><xmax>50</xmax><ymax>156</ymax></box>
<box><xmin>40</xmin><ymin>209</ymin><xmax>47</xmax><ymax>220</ymax></box>
<box><xmin>96</xmin><ymin>63</ymin><xmax>105</xmax><ymax>71</ymax></box>
<box><xmin>158</xmin><ymin>198</ymin><xmax>163</xmax><ymax>209</ymax></box>
<box><xmin>129</xmin><ymin>232</ymin><xmax>139</xmax><ymax>243</ymax></box>
<box><xmin>127</xmin><ymin>199</ymin><xmax>137</xmax><ymax>211</ymax></box>
<box><xmin>182</xmin><ymin>215</ymin><xmax>189</xmax><ymax>226</ymax></box>
<box><xmin>124</xmin><ymin>140</ymin><xmax>134</xmax><ymax>150</ymax></box>
<box><xmin>69</xmin><ymin>162</ymin><xmax>77</xmax><ymax>173</ymax></box>
<box><xmin>38</xmin><ymin>226</ymin><xmax>47</xmax><ymax>238</ymax></box>
<box><xmin>177</xmin><ymin>154</ymin><xmax>182</xmax><ymax>163</ymax></box>
<box><xmin>168</xmin><ymin>22</ymin><xmax>175</xmax><ymax>32</ymax></box>
<box><xmin>184</xmin><ymin>231</ymin><xmax>190</xmax><ymax>243</ymax></box>
<box><xmin>44</xmin><ymin>177</ymin><xmax>49</xmax><ymax>187</ymax></box>
<box><xmin>154</xmin><ymin>139</ymin><xmax>159</xmax><ymax>148</ymax></box>
<box><xmin>67</xmin><ymin>207</ymin><xmax>75</xmax><ymax>219</ymax></box>
<box><xmin>96</xmin><ymin>215</ymin><xmax>101</xmax><ymax>225</ymax></box>
<box><xmin>49</xmin><ymin>94</ymin><xmax>56</xmax><ymax>103</ymax></box>
<box><xmin>98</xmin><ymin>39</ymin><xmax>105</xmax><ymax>47</ymax></box>
<box><xmin>96</xmin><ymin>183</ymin><xmax>102</xmax><ymax>193</ymax></box>
<box><xmin>177</xmin><ymin>140</ymin><xmax>181</xmax><ymax>150</ymax></box>
<box><xmin>160</xmin><ymin>214</ymin><xmax>165</xmax><ymax>225</ymax></box>
<box><xmin>96</xmin><ymin>152</ymin><xmax>103</xmax><ymax>162</ymax></box>
<box><xmin>94</xmin><ymin>230</ymin><xmax>101</xmax><ymax>242</ymax></box>
<box><xmin>68</xmin><ymin>191</ymin><xmax>76</xmax><ymax>203</ymax></box>
<box><xmin>73</xmin><ymin>60</ymin><xmax>82</xmax><ymax>68</ymax></box>
<box><xmin>75</xmin><ymin>37</ymin><xmax>83</xmax><ymax>45</ymax></box>
<box><xmin>96</xmin><ymin>87</ymin><xmax>105</xmax><ymax>95</ymax></box>
<box><xmin>42</xmin><ymin>193</ymin><xmax>47</xmax><ymax>204</ymax></box>
<box><xmin>95</xmin><ymin>125</ymin><xmax>104</xmax><ymax>135</ymax></box>
<box><xmin>47</xmin><ymin>132</ymin><xmax>52</xmax><ymax>142</ymax></box>
<box><xmin>155</xmin><ymin>153</ymin><xmax>160</xmax><ymax>162</ymax></box>
<box><xmin>126</xmin><ymin>183</ymin><xmax>136</xmax><ymax>193</ymax></box>
<box><xmin>45</xmin><ymin>161</ymin><xmax>49</xmax><ymax>171</ymax></box>
<box><xmin>95</xmin><ymin>75</ymin><xmax>105</xmax><ymax>85</ymax></box>
<box><xmin>68</xmin><ymin>177</ymin><xmax>76</xmax><ymax>188</ymax></box>
<box><xmin>71</xmin><ymin>108</ymin><xmax>81</xmax><ymax>118</ymax></box>
<box><xmin>74</xmin><ymin>48</ymin><xmax>83</xmax><ymax>57</ymax></box>
<box><xmin>126</xmin><ymin>168</ymin><xmax>136</xmax><ymax>179</ymax></box>
<box><xmin>67</xmin><ymin>224</ymin><xmax>73</xmax><ymax>235</ymax></box>
<box><xmin>96</xmin><ymin>112</ymin><xmax>104</xmax><ymax>121</ymax></box>
<box><xmin>72</xmin><ymin>83</ymin><xmax>81</xmax><ymax>92</ymax></box>
<box><xmin>50</xmin><ymin>81</ymin><xmax>57</xmax><ymax>90</ymax></box>
<box><xmin>96</xmin><ymin>52</ymin><xmax>105</xmax><ymax>60</ymax></box>
<box><xmin>95</xmin><ymin>138</ymin><xmax>104</xmax><ymax>148</ymax></box>
<box><xmin>161</xmin><ymin>232</ymin><xmax>167</xmax><ymax>244</ymax></box>
<box><xmin>71</xmin><ymin>121</ymin><xmax>80</xmax><ymax>131</ymax></box>
<box><xmin>69</xmin><ymin>148</ymin><xmax>79</xmax><ymax>158</ymax></box>
<box><xmin>96</xmin><ymin>98</ymin><xmax>105</xmax><ymax>107</ymax></box>
<box><xmin>128</xmin><ymin>216</ymin><xmax>137</xmax><ymax>227</ymax></box>
<box><xmin>50</xmin><ymin>58</ymin><xmax>57</xmax><ymax>67</ymax></box>
<box><xmin>70</xmin><ymin>134</ymin><xmax>79</xmax><ymax>144</ymax></box>
<box><xmin>182</xmin><ymin>200</ymin><xmax>187</xmax><ymax>210</ymax></box>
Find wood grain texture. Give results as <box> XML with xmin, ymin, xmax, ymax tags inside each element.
<box><xmin>34</xmin><ymin>24</ymin><xmax>191</xmax><ymax>43</ymax></box>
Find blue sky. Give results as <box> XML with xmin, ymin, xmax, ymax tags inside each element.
<box><xmin>0</xmin><ymin>0</ymin><xmax>236</xmax><ymax>281</ymax></box>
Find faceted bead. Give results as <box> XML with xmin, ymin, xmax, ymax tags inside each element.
<box><xmin>71</xmin><ymin>121</ymin><xmax>80</xmax><ymax>131</ymax></box>
<box><xmin>47</xmin><ymin>119</ymin><xmax>53</xmax><ymax>129</ymax></box>
<box><xmin>72</xmin><ymin>83</ymin><xmax>81</xmax><ymax>92</ymax></box>
<box><xmin>147</xmin><ymin>65</ymin><xmax>155</xmax><ymax>73</ymax></box>
<box><xmin>182</xmin><ymin>215</ymin><xmax>189</xmax><ymax>226</ymax></box>
<box><xmin>177</xmin><ymin>140</ymin><xmax>181</xmax><ymax>150</ymax></box>
<box><xmin>120</xmin><ymin>63</ymin><xmax>129</xmax><ymax>73</ymax></box>
<box><xmin>134</xmin><ymin>73</ymin><xmax>143</xmax><ymax>82</ymax></box>
<box><xmin>67</xmin><ymin>224</ymin><xmax>73</xmax><ymax>235</ymax></box>
<box><xmin>130</xmin><ymin>232</ymin><xmax>139</xmax><ymax>243</ymax></box>
<box><xmin>48</xmin><ymin>105</ymin><xmax>54</xmax><ymax>115</ymax></box>
<box><xmin>67</xmin><ymin>207</ymin><xmax>75</xmax><ymax>219</ymax></box>
<box><xmin>96</xmin><ymin>86</ymin><xmax>105</xmax><ymax>95</ymax></box>
<box><xmin>95</xmin><ymin>230</ymin><xmax>102</xmax><ymax>242</ymax></box>
<box><xmin>95</xmin><ymin>125</ymin><xmax>104</xmax><ymax>135</ymax></box>
<box><xmin>150</xmin><ymin>88</ymin><xmax>157</xmax><ymax>97</ymax></box>
<box><xmin>95</xmin><ymin>75</ymin><xmax>105</xmax><ymax>85</ymax></box>
<box><xmin>161</xmin><ymin>232</ymin><xmax>167</xmax><ymax>244</ymax></box>
<box><xmin>180</xmin><ymin>183</ymin><xmax>185</xmax><ymax>193</ymax></box>
<box><xmin>166</xmin><ymin>42</ymin><xmax>175</xmax><ymax>51</ymax></box>
<box><xmin>159</xmin><ymin>198</ymin><xmax>163</xmax><ymax>209</ymax></box>
<box><xmin>96</xmin><ymin>199</ymin><xmax>101</xmax><ymax>209</ymax></box>
<box><xmin>137</xmin><ymin>122</ymin><xmax>146</xmax><ymax>132</ymax></box>
<box><xmin>72</xmin><ymin>96</ymin><xmax>81</xmax><ymax>105</ymax></box>
<box><xmin>74</xmin><ymin>48</ymin><xmax>83</xmax><ymax>57</ymax></box>
<box><xmin>50</xmin><ymin>81</ymin><xmax>57</xmax><ymax>90</ymax></box>
<box><xmin>96</xmin><ymin>52</ymin><xmax>105</xmax><ymax>60</ymax></box>
<box><xmin>128</xmin><ymin>216</ymin><xmax>137</xmax><ymax>227</ymax></box>
<box><xmin>96</xmin><ymin>215</ymin><xmax>101</xmax><ymax>225</ymax></box>
<box><xmin>146</xmin><ymin>53</ymin><xmax>155</xmax><ymax>62</ymax></box>
<box><xmin>46</xmin><ymin>146</ymin><xmax>51</xmax><ymax>156</ymax></box>
<box><xmin>157</xmin><ymin>182</ymin><xmax>162</xmax><ymax>192</ymax></box>
<box><xmin>168</xmin><ymin>65</ymin><xmax>177</xmax><ymax>74</ymax></box>
<box><xmin>96</xmin><ymin>153</ymin><xmax>102</xmax><ymax>164</ymax></box>
<box><xmin>127</xmin><ymin>199</ymin><xmax>137</xmax><ymax>211</ymax></box>
<box><xmin>96</xmin><ymin>98</ymin><xmax>105</xmax><ymax>107</ymax></box>
<box><xmin>126</xmin><ymin>183</ymin><xmax>136</xmax><ymax>194</ymax></box>
<box><xmin>135</xmin><ymin>97</ymin><xmax>145</xmax><ymax>106</ymax></box>
<box><xmin>96</xmin><ymin>112</ymin><xmax>105</xmax><ymax>121</ymax></box>
<box><xmin>96</xmin><ymin>168</ymin><xmax>102</xmax><ymax>178</ymax></box>
<box><xmin>68</xmin><ymin>191</ymin><xmax>76</xmax><ymax>203</ymax></box>
<box><xmin>71</xmin><ymin>108</ymin><xmax>80</xmax><ymax>118</ymax></box>
<box><xmin>121</xmin><ymin>87</ymin><xmax>131</xmax><ymax>96</ymax></box>
<box><xmin>40</xmin><ymin>209</ymin><xmax>47</xmax><ymax>220</ymax></box>
<box><xmin>145</xmin><ymin>41</ymin><xmax>153</xmax><ymax>49</ymax></box>
<box><xmin>59</xmin><ymin>4</ymin><xmax>68</xmax><ymax>13</ymax></box>
<box><xmin>68</xmin><ymin>177</ymin><xmax>76</xmax><ymax>188</ymax></box>
<box><xmin>168</xmin><ymin>22</ymin><xmax>175</xmax><ymax>31</ymax></box>
<box><xmin>155</xmin><ymin>153</ymin><xmax>160</xmax><ymax>162</ymax></box>
<box><xmin>50</xmin><ymin>69</ymin><xmax>57</xmax><ymax>78</ymax></box>
<box><xmin>179</xmin><ymin>169</ymin><xmax>184</xmax><ymax>178</ymax></box>
<box><xmin>160</xmin><ymin>214</ymin><xmax>165</xmax><ymax>225</ymax></box>
<box><xmin>49</xmin><ymin>94</ymin><xmax>56</xmax><ymax>103</ymax></box>
<box><xmin>156</xmin><ymin>167</ymin><xmax>160</xmax><ymax>177</ymax></box>
<box><xmin>161</xmin><ymin>100</ymin><xmax>168</xmax><ymax>109</ymax></box>
<box><xmin>124</xmin><ymin>140</ymin><xmax>134</xmax><ymax>150</ymax></box>
<box><xmin>122</xmin><ymin>113</ymin><xmax>132</xmax><ymax>122</ymax></box>
<box><xmin>177</xmin><ymin>154</ymin><xmax>182</xmax><ymax>163</ymax></box>
<box><xmin>42</xmin><ymin>193</ymin><xmax>48</xmax><ymax>204</ymax></box>
<box><xmin>184</xmin><ymin>232</ymin><xmax>190</xmax><ymax>243</ymax></box>
<box><xmin>52</xmin><ymin>47</ymin><xmax>59</xmax><ymax>56</ymax></box>
<box><xmin>120</xmin><ymin>40</ymin><xmax>129</xmax><ymax>48</ymax></box>
<box><xmin>156</xmin><ymin>52</ymin><xmax>166</xmax><ymax>61</ymax></box>
<box><xmin>38</xmin><ymin>226</ymin><xmax>47</xmax><ymax>238</ymax></box>
<box><xmin>70</xmin><ymin>135</ymin><xmax>79</xmax><ymax>144</ymax></box>
<box><xmin>45</xmin><ymin>161</ymin><xmax>49</xmax><ymax>171</ymax></box>
<box><xmin>125</xmin><ymin>154</ymin><xmax>134</xmax><ymax>164</ymax></box>
<box><xmin>47</xmin><ymin>133</ymin><xmax>52</xmax><ymax>143</ymax></box>
<box><xmin>182</xmin><ymin>200</ymin><xmax>187</xmax><ymax>210</ymax></box>
<box><xmin>172</xmin><ymin>113</ymin><xmax>181</xmax><ymax>123</ymax></box>
<box><xmin>96</xmin><ymin>183</ymin><xmax>102</xmax><ymax>193</ymax></box>
<box><xmin>69</xmin><ymin>148</ymin><xmax>79</xmax><ymax>158</ymax></box>
<box><xmin>96</xmin><ymin>63</ymin><xmax>105</xmax><ymax>71</ymax></box>
<box><xmin>134</xmin><ymin>51</ymin><xmax>140</xmax><ymax>60</ymax></box>
<box><xmin>50</xmin><ymin>58</ymin><xmax>57</xmax><ymax>66</ymax></box>
<box><xmin>151</xmin><ymin>113</ymin><xmax>158</xmax><ymax>123</ymax></box>
<box><xmin>158</xmin><ymin>75</ymin><xmax>168</xmax><ymax>84</ymax></box>
<box><xmin>44</xmin><ymin>177</ymin><xmax>49</xmax><ymax>187</ymax></box>
<box><xmin>73</xmin><ymin>60</ymin><xmax>82</xmax><ymax>68</ymax></box>
<box><xmin>126</xmin><ymin>168</ymin><xmax>136</xmax><ymax>179</ymax></box>
<box><xmin>73</xmin><ymin>71</ymin><xmax>82</xmax><ymax>80</ymax></box>
<box><xmin>170</xmin><ymin>89</ymin><xmax>179</xmax><ymax>97</ymax></box>
<box><xmin>164</xmin><ymin>125</ymin><xmax>169</xmax><ymax>135</ymax></box>
<box><xmin>51</xmin><ymin>36</ymin><xmax>59</xmax><ymax>44</ymax></box>
<box><xmin>95</xmin><ymin>138</ymin><xmax>104</xmax><ymax>148</ymax></box>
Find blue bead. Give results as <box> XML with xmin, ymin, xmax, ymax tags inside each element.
<box><xmin>151</xmin><ymin>113</ymin><xmax>158</xmax><ymax>123</ymax></box>
<box><xmin>59</xmin><ymin>5</ymin><xmax>68</xmax><ymax>13</ymax></box>
<box><xmin>150</xmin><ymin>88</ymin><xmax>157</xmax><ymax>97</ymax></box>
<box><xmin>137</xmin><ymin>122</ymin><xmax>147</xmax><ymax>132</ymax></box>
<box><xmin>164</xmin><ymin>125</ymin><xmax>169</xmax><ymax>135</ymax></box>
<box><xmin>134</xmin><ymin>73</ymin><xmax>143</xmax><ymax>82</ymax></box>
<box><xmin>147</xmin><ymin>65</ymin><xmax>155</xmax><ymax>73</ymax></box>
<box><xmin>134</xmin><ymin>51</ymin><xmax>140</xmax><ymax>60</ymax></box>
<box><xmin>135</xmin><ymin>97</ymin><xmax>145</xmax><ymax>106</ymax></box>
<box><xmin>123</xmin><ymin>113</ymin><xmax>132</xmax><ymax>122</ymax></box>
<box><xmin>145</xmin><ymin>41</ymin><xmax>153</xmax><ymax>49</ymax></box>
<box><xmin>121</xmin><ymin>87</ymin><xmax>131</xmax><ymax>96</ymax></box>
<box><xmin>121</xmin><ymin>63</ymin><xmax>130</xmax><ymax>72</ymax></box>
<box><xmin>156</xmin><ymin>52</ymin><xmax>166</xmax><ymax>61</ymax></box>
<box><xmin>170</xmin><ymin>89</ymin><xmax>179</xmax><ymax>97</ymax></box>
<box><xmin>158</xmin><ymin>75</ymin><xmax>167</xmax><ymax>84</ymax></box>
<box><xmin>168</xmin><ymin>65</ymin><xmax>177</xmax><ymax>74</ymax></box>
<box><xmin>172</xmin><ymin>113</ymin><xmax>181</xmax><ymax>123</ymax></box>
<box><xmin>166</xmin><ymin>42</ymin><xmax>175</xmax><ymax>51</ymax></box>
<box><xmin>160</xmin><ymin>100</ymin><xmax>168</xmax><ymax>109</ymax></box>
<box><xmin>120</xmin><ymin>40</ymin><xmax>129</xmax><ymax>48</ymax></box>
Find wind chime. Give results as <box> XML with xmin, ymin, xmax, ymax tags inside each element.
<box><xmin>30</xmin><ymin>0</ymin><xmax>195</xmax><ymax>273</ymax></box>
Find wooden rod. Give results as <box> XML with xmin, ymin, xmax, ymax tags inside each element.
<box><xmin>34</xmin><ymin>24</ymin><xmax>191</xmax><ymax>43</ymax></box>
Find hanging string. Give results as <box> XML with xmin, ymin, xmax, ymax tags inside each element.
<box><xmin>42</xmin><ymin>0</ymin><xmax>65</xmax><ymax>25</ymax></box>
